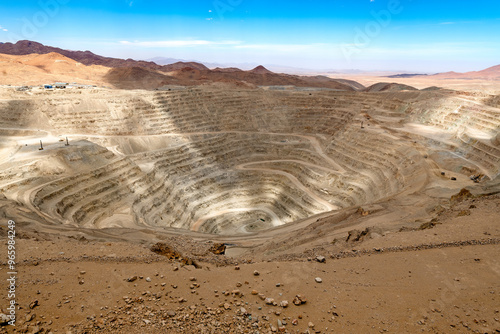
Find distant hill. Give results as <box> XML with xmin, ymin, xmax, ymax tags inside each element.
<box><xmin>0</xmin><ymin>40</ymin><xmax>209</xmax><ymax>71</ymax></box>
<box><xmin>249</xmin><ymin>65</ymin><xmax>273</xmax><ymax>74</ymax></box>
<box><xmin>364</xmin><ymin>82</ymin><xmax>418</xmax><ymax>92</ymax></box>
<box><xmin>0</xmin><ymin>52</ymin><xmax>108</xmax><ymax>86</ymax></box>
<box><xmin>431</xmin><ymin>64</ymin><xmax>500</xmax><ymax>79</ymax></box>
<box><xmin>0</xmin><ymin>40</ymin><xmax>366</xmax><ymax>91</ymax></box>
<box><xmin>385</xmin><ymin>73</ymin><xmax>428</xmax><ymax>79</ymax></box>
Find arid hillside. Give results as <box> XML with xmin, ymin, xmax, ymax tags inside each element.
<box><xmin>0</xmin><ymin>52</ymin><xmax>109</xmax><ymax>86</ymax></box>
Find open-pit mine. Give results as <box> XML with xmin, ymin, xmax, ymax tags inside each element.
<box><xmin>1</xmin><ymin>86</ymin><xmax>498</xmax><ymax>235</ymax></box>
<box><xmin>1</xmin><ymin>83</ymin><xmax>499</xmax><ymax>333</ymax></box>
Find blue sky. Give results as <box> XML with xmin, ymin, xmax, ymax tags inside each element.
<box><xmin>1</xmin><ymin>0</ymin><xmax>499</xmax><ymax>72</ymax></box>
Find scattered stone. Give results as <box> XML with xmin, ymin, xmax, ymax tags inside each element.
<box><xmin>236</xmin><ymin>282</ymin><xmax>242</xmax><ymax>287</ymax></box>
<box><xmin>316</xmin><ymin>255</ymin><xmax>326</xmax><ymax>263</ymax></box>
<box><xmin>126</xmin><ymin>276</ymin><xmax>138</xmax><ymax>282</ymax></box>
<box><xmin>0</xmin><ymin>313</ymin><xmax>10</xmax><ymax>325</ymax></box>
<box><xmin>208</xmin><ymin>243</ymin><xmax>226</xmax><ymax>255</ymax></box>
<box><xmin>280</xmin><ymin>300</ymin><xmax>289</xmax><ymax>308</ymax></box>
<box><xmin>189</xmin><ymin>277</ymin><xmax>196</xmax><ymax>281</ymax></box>
<box><xmin>292</xmin><ymin>318</ymin><xmax>298</xmax><ymax>326</ymax></box>
<box><xmin>308</xmin><ymin>321</ymin><xmax>315</xmax><ymax>328</ymax></box>
<box><xmin>315</xmin><ymin>277</ymin><xmax>323</xmax><ymax>283</ymax></box>
<box><xmin>145</xmin><ymin>277</ymin><xmax>151</xmax><ymax>282</ymax></box>
<box><xmin>293</xmin><ymin>295</ymin><xmax>307</xmax><ymax>305</ymax></box>
<box><xmin>276</xmin><ymin>283</ymin><xmax>281</xmax><ymax>287</ymax></box>
<box><xmin>80</xmin><ymin>271</ymin><xmax>86</xmax><ymax>275</ymax></box>
<box><xmin>166</xmin><ymin>310</ymin><xmax>176</xmax><ymax>317</ymax></box>
<box><xmin>253</xmin><ymin>270</ymin><xmax>260</xmax><ymax>276</ymax></box>
<box><xmin>224</xmin><ymin>303</ymin><xmax>231</xmax><ymax>310</ymax></box>
<box><xmin>265</xmin><ymin>298</ymin><xmax>275</xmax><ymax>305</ymax></box>
<box><xmin>234</xmin><ymin>266</ymin><xmax>240</xmax><ymax>270</ymax></box>
<box><xmin>251</xmin><ymin>290</ymin><xmax>258</xmax><ymax>295</ymax></box>
<box><xmin>29</xmin><ymin>300</ymin><xmax>39</xmax><ymax>309</ymax></box>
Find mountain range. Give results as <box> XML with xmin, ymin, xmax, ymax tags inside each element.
<box><xmin>0</xmin><ymin>40</ymin><xmax>498</xmax><ymax>90</ymax></box>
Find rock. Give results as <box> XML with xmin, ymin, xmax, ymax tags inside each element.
<box><xmin>308</xmin><ymin>321</ymin><xmax>315</xmax><ymax>328</ymax></box>
<box><xmin>26</xmin><ymin>313</ymin><xmax>35</xmax><ymax>322</ymax></box>
<box><xmin>224</xmin><ymin>303</ymin><xmax>231</xmax><ymax>310</ymax></box>
<box><xmin>315</xmin><ymin>277</ymin><xmax>323</xmax><ymax>283</ymax></box>
<box><xmin>240</xmin><ymin>307</ymin><xmax>247</xmax><ymax>315</ymax></box>
<box><xmin>208</xmin><ymin>243</ymin><xmax>226</xmax><ymax>255</ymax></box>
<box><xmin>271</xmin><ymin>325</ymin><xmax>277</xmax><ymax>332</ymax></box>
<box><xmin>236</xmin><ymin>282</ymin><xmax>242</xmax><ymax>287</ymax></box>
<box><xmin>145</xmin><ymin>277</ymin><xmax>151</xmax><ymax>282</ymax></box>
<box><xmin>265</xmin><ymin>298</ymin><xmax>275</xmax><ymax>305</ymax></box>
<box><xmin>0</xmin><ymin>313</ymin><xmax>10</xmax><ymax>325</ymax></box>
<box><xmin>232</xmin><ymin>290</ymin><xmax>242</xmax><ymax>297</ymax></box>
<box><xmin>258</xmin><ymin>293</ymin><xmax>266</xmax><ymax>300</ymax></box>
<box><xmin>276</xmin><ymin>283</ymin><xmax>281</xmax><ymax>287</ymax></box>
<box><xmin>251</xmin><ymin>290</ymin><xmax>258</xmax><ymax>295</ymax></box>
<box><xmin>292</xmin><ymin>318</ymin><xmax>298</xmax><ymax>326</ymax></box>
<box><xmin>293</xmin><ymin>294</ymin><xmax>307</xmax><ymax>305</ymax></box>
<box><xmin>79</xmin><ymin>279</ymin><xmax>84</xmax><ymax>285</ymax></box>
<box><xmin>126</xmin><ymin>276</ymin><xmax>138</xmax><ymax>282</ymax></box>
<box><xmin>29</xmin><ymin>300</ymin><xmax>39</xmax><ymax>309</ymax></box>
<box><xmin>253</xmin><ymin>270</ymin><xmax>260</xmax><ymax>276</ymax></box>
<box><xmin>189</xmin><ymin>277</ymin><xmax>196</xmax><ymax>281</ymax></box>
<box><xmin>166</xmin><ymin>310</ymin><xmax>176</xmax><ymax>317</ymax></box>
<box><xmin>80</xmin><ymin>271</ymin><xmax>86</xmax><ymax>275</ymax></box>
<box><xmin>178</xmin><ymin>297</ymin><xmax>186</xmax><ymax>303</ymax></box>
<box><xmin>143</xmin><ymin>319</ymin><xmax>151</xmax><ymax>325</ymax></box>
<box><xmin>280</xmin><ymin>300</ymin><xmax>289</xmax><ymax>308</ymax></box>
<box><xmin>234</xmin><ymin>266</ymin><xmax>240</xmax><ymax>270</ymax></box>
<box><xmin>316</xmin><ymin>255</ymin><xmax>326</xmax><ymax>263</ymax></box>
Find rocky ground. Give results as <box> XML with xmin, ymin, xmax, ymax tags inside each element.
<box><xmin>0</xmin><ymin>190</ymin><xmax>498</xmax><ymax>334</ymax></box>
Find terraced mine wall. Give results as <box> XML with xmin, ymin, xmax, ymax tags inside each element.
<box><xmin>0</xmin><ymin>87</ymin><xmax>498</xmax><ymax>234</ymax></box>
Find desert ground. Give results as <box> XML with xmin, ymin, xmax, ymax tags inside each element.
<box><xmin>0</xmin><ymin>67</ymin><xmax>499</xmax><ymax>334</ymax></box>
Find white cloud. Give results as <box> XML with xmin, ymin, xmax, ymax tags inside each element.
<box><xmin>119</xmin><ymin>40</ymin><xmax>242</xmax><ymax>47</ymax></box>
<box><xmin>234</xmin><ymin>43</ymin><xmax>329</xmax><ymax>53</ymax></box>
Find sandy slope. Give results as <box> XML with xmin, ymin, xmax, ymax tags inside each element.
<box><xmin>0</xmin><ymin>53</ymin><xmax>109</xmax><ymax>86</ymax></box>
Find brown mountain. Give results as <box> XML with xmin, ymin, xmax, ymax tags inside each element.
<box><xmin>0</xmin><ymin>41</ymin><xmax>365</xmax><ymax>90</ymax></box>
<box><xmin>0</xmin><ymin>40</ymin><xmax>209</xmax><ymax>71</ymax></box>
<box><xmin>0</xmin><ymin>52</ymin><xmax>108</xmax><ymax>86</ymax></box>
<box><xmin>249</xmin><ymin>65</ymin><xmax>273</xmax><ymax>74</ymax></box>
<box><xmin>431</xmin><ymin>64</ymin><xmax>500</xmax><ymax>79</ymax></box>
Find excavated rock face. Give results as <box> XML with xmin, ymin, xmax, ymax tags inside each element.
<box><xmin>1</xmin><ymin>87</ymin><xmax>499</xmax><ymax>235</ymax></box>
